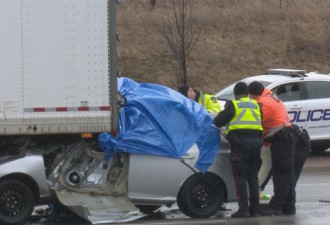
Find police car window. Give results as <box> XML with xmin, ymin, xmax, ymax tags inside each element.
<box><xmin>306</xmin><ymin>81</ymin><xmax>330</xmax><ymax>99</ymax></box>
<box><xmin>215</xmin><ymin>80</ymin><xmax>271</xmax><ymax>101</ymax></box>
<box><xmin>272</xmin><ymin>83</ymin><xmax>300</xmax><ymax>102</ymax></box>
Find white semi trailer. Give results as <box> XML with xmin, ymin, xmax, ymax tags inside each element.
<box><xmin>0</xmin><ymin>1</ymin><xmax>137</xmax><ymax>224</ymax></box>
<box><xmin>0</xmin><ymin>0</ymin><xmax>118</xmax><ymax>136</ymax></box>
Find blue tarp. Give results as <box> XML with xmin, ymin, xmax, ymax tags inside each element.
<box><xmin>98</xmin><ymin>77</ymin><xmax>220</xmax><ymax>173</ymax></box>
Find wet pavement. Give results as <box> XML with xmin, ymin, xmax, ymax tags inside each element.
<box><xmin>29</xmin><ymin>199</ymin><xmax>330</xmax><ymax>225</ymax></box>
<box><xmin>29</xmin><ymin>149</ymin><xmax>330</xmax><ymax>225</ymax></box>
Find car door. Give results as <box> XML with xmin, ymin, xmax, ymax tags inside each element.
<box><xmin>128</xmin><ymin>145</ymin><xmax>199</xmax><ymax>204</ymax></box>
<box><xmin>304</xmin><ymin>81</ymin><xmax>330</xmax><ymax>140</ymax></box>
<box><xmin>271</xmin><ymin>82</ymin><xmax>307</xmax><ymax>129</ymax></box>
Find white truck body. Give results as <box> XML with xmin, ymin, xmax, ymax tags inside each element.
<box><xmin>0</xmin><ymin>0</ymin><xmax>112</xmax><ymax>135</ymax></box>
<box><xmin>0</xmin><ymin>1</ymin><xmax>143</xmax><ymax>225</ymax></box>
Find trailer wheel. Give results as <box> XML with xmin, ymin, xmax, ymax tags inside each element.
<box><xmin>0</xmin><ymin>179</ymin><xmax>35</xmax><ymax>225</ymax></box>
<box><xmin>177</xmin><ymin>173</ymin><xmax>224</xmax><ymax>218</ymax></box>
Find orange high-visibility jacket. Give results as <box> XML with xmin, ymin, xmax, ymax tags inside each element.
<box><xmin>256</xmin><ymin>88</ymin><xmax>291</xmax><ymax>138</ymax></box>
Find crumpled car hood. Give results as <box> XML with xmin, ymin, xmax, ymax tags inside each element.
<box><xmin>48</xmin><ymin>141</ymin><xmax>144</xmax><ymax>224</ymax></box>
<box><xmin>55</xmin><ymin>191</ymin><xmax>142</xmax><ymax>224</ymax></box>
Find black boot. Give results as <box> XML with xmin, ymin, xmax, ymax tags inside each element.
<box><xmin>231</xmin><ymin>210</ymin><xmax>250</xmax><ymax>218</ymax></box>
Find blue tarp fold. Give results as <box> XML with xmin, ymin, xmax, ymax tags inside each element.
<box><xmin>98</xmin><ymin>77</ymin><xmax>220</xmax><ymax>173</ymax></box>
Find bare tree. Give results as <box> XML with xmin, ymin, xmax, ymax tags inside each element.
<box><xmin>150</xmin><ymin>0</ymin><xmax>156</xmax><ymax>6</ymax></box>
<box><xmin>161</xmin><ymin>0</ymin><xmax>201</xmax><ymax>86</ymax></box>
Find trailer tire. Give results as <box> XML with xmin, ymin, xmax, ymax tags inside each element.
<box><xmin>177</xmin><ymin>173</ymin><xmax>224</xmax><ymax>218</ymax></box>
<box><xmin>0</xmin><ymin>179</ymin><xmax>35</xmax><ymax>225</ymax></box>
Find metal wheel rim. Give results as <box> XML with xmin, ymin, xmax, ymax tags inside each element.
<box><xmin>190</xmin><ymin>182</ymin><xmax>213</xmax><ymax>209</ymax></box>
<box><xmin>0</xmin><ymin>189</ymin><xmax>23</xmax><ymax>216</ymax></box>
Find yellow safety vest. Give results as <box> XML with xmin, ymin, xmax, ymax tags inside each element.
<box><xmin>226</xmin><ymin>97</ymin><xmax>263</xmax><ymax>135</ymax></box>
<box><xmin>198</xmin><ymin>92</ymin><xmax>221</xmax><ymax>114</ymax></box>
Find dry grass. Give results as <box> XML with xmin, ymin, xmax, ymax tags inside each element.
<box><xmin>117</xmin><ymin>0</ymin><xmax>330</xmax><ymax>92</ymax></box>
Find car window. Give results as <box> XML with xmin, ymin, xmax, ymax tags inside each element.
<box><xmin>272</xmin><ymin>82</ymin><xmax>301</xmax><ymax>102</ymax></box>
<box><xmin>215</xmin><ymin>80</ymin><xmax>271</xmax><ymax>101</ymax></box>
<box><xmin>215</xmin><ymin>83</ymin><xmax>236</xmax><ymax>100</ymax></box>
<box><xmin>305</xmin><ymin>81</ymin><xmax>330</xmax><ymax>99</ymax></box>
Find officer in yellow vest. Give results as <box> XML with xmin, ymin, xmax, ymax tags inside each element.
<box><xmin>178</xmin><ymin>85</ymin><xmax>221</xmax><ymax>118</ymax></box>
<box><xmin>213</xmin><ymin>82</ymin><xmax>263</xmax><ymax>218</ymax></box>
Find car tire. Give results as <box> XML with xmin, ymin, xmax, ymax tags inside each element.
<box><xmin>0</xmin><ymin>179</ymin><xmax>35</xmax><ymax>225</ymax></box>
<box><xmin>311</xmin><ymin>142</ymin><xmax>330</xmax><ymax>153</ymax></box>
<box><xmin>137</xmin><ymin>205</ymin><xmax>161</xmax><ymax>214</ymax></box>
<box><xmin>177</xmin><ymin>172</ymin><xmax>224</xmax><ymax>218</ymax></box>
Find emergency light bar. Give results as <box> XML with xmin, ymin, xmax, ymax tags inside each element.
<box><xmin>265</xmin><ymin>69</ymin><xmax>307</xmax><ymax>76</ymax></box>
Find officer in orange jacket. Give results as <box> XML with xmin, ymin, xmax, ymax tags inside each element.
<box><xmin>248</xmin><ymin>81</ymin><xmax>295</xmax><ymax>216</ymax></box>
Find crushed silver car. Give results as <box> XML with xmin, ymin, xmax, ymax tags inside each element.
<box><xmin>0</xmin><ymin>135</ymin><xmax>235</xmax><ymax>225</ymax></box>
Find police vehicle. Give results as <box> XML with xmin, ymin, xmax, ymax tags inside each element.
<box><xmin>215</xmin><ymin>69</ymin><xmax>330</xmax><ymax>152</ymax></box>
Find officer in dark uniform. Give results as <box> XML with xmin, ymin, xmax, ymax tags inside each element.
<box><xmin>259</xmin><ymin>124</ymin><xmax>310</xmax><ymax>215</ymax></box>
<box><xmin>214</xmin><ymin>82</ymin><xmax>263</xmax><ymax>218</ymax></box>
<box><xmin>283</xmin><ymin>124</ymin><xmax>310</xmax><ymax>214</ymax></box>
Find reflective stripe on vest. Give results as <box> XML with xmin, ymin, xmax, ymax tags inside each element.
<box><xmin>226</xmin><ymin>97</ymin><xmax>263</xmax><ymax>135</ymax></box>
<box><xmin>198</xmin><ymin>92</ymin><xmax>220</xmax><ymax>114</ymax></box>
<box><xmin>201</xmin><ymin>92</ymin><xmax>205</xmax><ymax>107</ymax></box>
<box><xmin>264</xmin><ymin>122</ymin><xmax>292</xmax><ymax>138</ymax></box>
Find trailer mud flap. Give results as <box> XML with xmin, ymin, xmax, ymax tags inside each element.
<box><xmin>55</xmin><ymin>190</ymin><xmax>144</xmax><ymax>224</ymax></box>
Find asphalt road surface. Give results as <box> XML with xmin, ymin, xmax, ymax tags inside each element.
<box><xmin>29</xmin><ymin>149</ymin><xmax>330</xmax><ymax>225</ymax></box>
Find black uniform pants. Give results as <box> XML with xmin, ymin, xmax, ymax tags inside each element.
<box><xmin>230</xmin><ymin>134</ymin><xmax>262</xmax><ymax>213</ymax></box>
<box><xmin>269</xmin><ymin>130</ymin><xmax>295</xmax><ymax>211</ymax></box>
<box><xmin>294</xmin><ymin>141</ymin><xmax>310</xmax><ymax>185</ymax></box>
<box><xmin>283</xmin><ymin>134</ymin><xmax>310</xmax><ymax>213</ymax></box>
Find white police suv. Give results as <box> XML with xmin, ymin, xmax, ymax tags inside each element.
<box><xmin>215</xmin><ymin>69</ymin><xmax>330</xmax><ymax>152</ymax></box>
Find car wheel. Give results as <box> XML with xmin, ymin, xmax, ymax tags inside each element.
<box><xmin>177</xmin><ymin>172</ymin><xmax>224</xmax><ymax>218</ymax></box>
<box><xmin>311</xmin><ymin>142</ymin><xmax>330</xmax><ymax>153</ymax></box>
<box><xmin>137</xmin><ymin>205</ymin><xmax>161</xmax><ymax>214</ymax></box>
<box><xmin>0</xmin><ymin>179</ymin><xmax>35</xmax><ymax>225</ymax></box>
